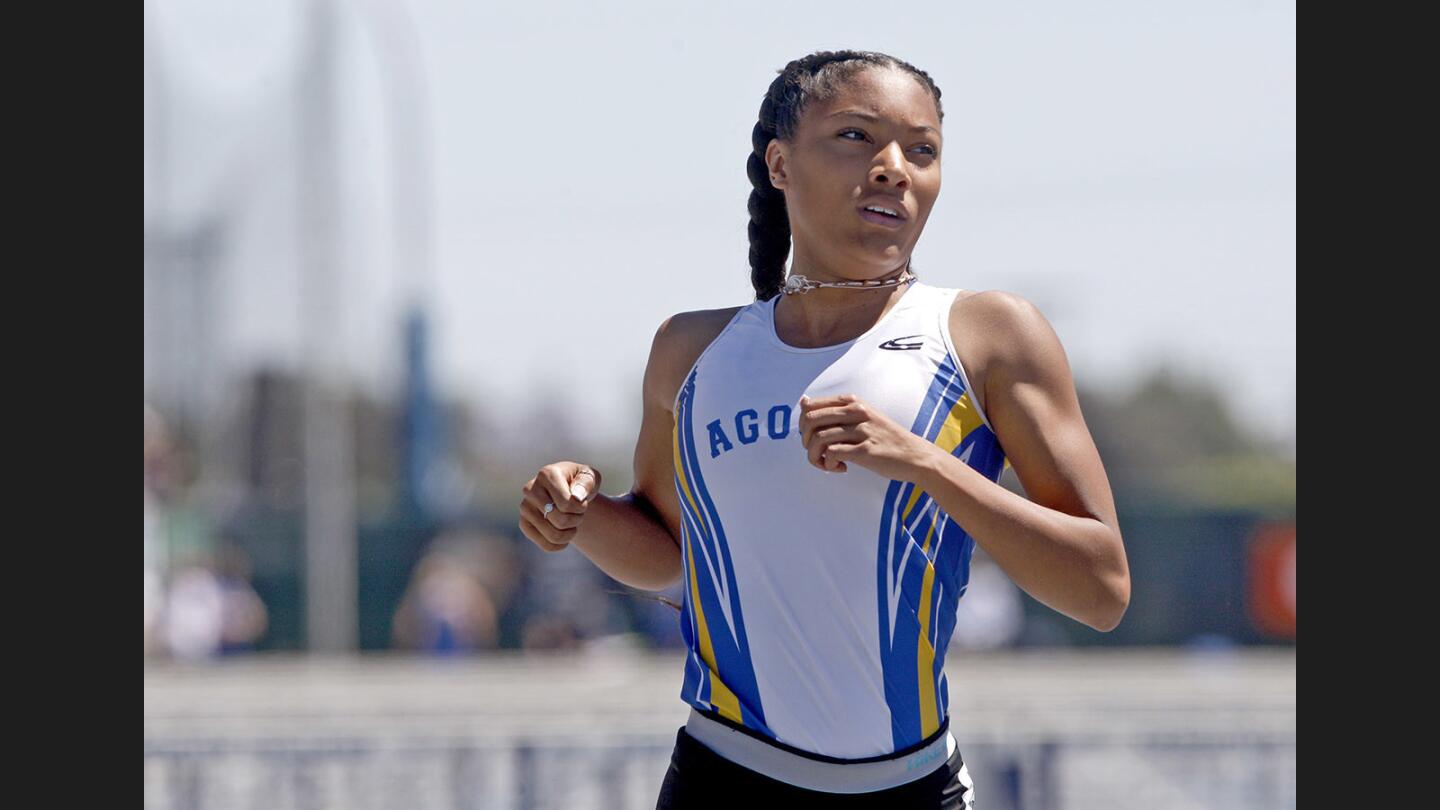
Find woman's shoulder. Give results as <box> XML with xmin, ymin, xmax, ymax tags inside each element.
<box><xmin>944</xmin><ymin>288</ymin><xmax>1061</xmax><ymax>410</ymax></box>
<box><xmin>949</xmin><ymin>289</ymin><xmax>1058</xmax><ymax>355</ymax></box>
<box><xmin>661</xmin><ymin>304</ymin><xmax>748</xmax><ymax>337</ymax></box>
<box><xmin>654</xmin><ymin>304</ymin><xmax>748</xmax><ymax>358</ymax></box>
<box><xmin>933</xmin><ymin>285</ymin><xmax>1045</xmax><ymax>344</ymax></box>
<box><xmin>947</xmin><ymin>288</ymin><xmax>1044</xmax><ymax>327</ymax></box>
<box><xmin>647</xmin><ymin>304</ymin><xmax>750</xmax><ymax>412</ymax></box>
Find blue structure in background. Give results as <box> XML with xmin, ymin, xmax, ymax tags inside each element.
<box><xmin>401</xmin><ymin>305</ymin><xmax>445</xmax><ymax>521</ymax></box>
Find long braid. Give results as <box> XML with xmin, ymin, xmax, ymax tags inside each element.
<box><xmin>747</xmin><ymin>110</ymin><xmax>790</xmax><ymax>302</ymax></box>
<box><xmin>747</xmin><ymin>50</ymin><xmax>946</xmax><ymax>302</ymax></box>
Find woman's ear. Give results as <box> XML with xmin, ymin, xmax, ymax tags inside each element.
<box><xmin>765</xmin><ymin>140</ymin><xmax>789</xmax><ymax>191</ymax></box>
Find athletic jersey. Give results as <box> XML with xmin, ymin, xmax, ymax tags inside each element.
<box><xmin>670</xmin><ymin>279</ymin><xmax>1008</xmax><ymax>760</ymax></box>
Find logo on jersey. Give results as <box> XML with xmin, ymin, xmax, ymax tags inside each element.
<box><xmin>906</xmin><ymin>745</ymin><xmax>945</xmax><ymax>771</ymax></box>
<box><xmin>706</xmin><ymin>404</ymin><xmax>795</xmax><ymax>458</ymax></box>
<box><xmin>879</xmin><ymin>334</ymin><xmax>924</xmax><ymax>351</ymax></box>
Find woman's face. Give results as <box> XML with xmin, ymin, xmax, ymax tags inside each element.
<box><xmin>766</xmin><ymin>67</ymin><xmax>942</xmax><ymax>276</ymax></box>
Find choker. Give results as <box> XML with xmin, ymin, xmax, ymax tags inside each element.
<box><xmin>782</xmin><ymin>264</ymin><xmax>917</xmax><ymax>295</ymax></box>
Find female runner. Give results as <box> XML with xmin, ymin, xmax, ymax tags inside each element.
<box><xmin>519</xmin><ymin>49</ymin><xmax>1131</xmax><ymax>809</ymax></box>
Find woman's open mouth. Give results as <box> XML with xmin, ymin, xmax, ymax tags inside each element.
<box><xmin>858</xmin><ymin>205</ymin><xmax>905</xmax><ymax>229</ymax></box>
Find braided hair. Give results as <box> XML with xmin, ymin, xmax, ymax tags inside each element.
<box><xmin>748</xmin><ymin>50</ymin><xmax>945</xmax><ymax>302</ymax></box>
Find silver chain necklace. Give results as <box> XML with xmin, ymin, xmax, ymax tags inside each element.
<box><xmin>781</xmin><ymin>261</ymin><xmax>917</xmax><ymax>295</ymax></box>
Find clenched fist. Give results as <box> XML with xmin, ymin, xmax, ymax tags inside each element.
<box><xmin>519</xmin><ymin>462</ymin><xmax>602</xmax><ymax>552</ymax></box>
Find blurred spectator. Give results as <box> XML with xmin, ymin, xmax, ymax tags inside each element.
<box><xmin>158</xmin><ymin>545</ymin><xmax>269</xmax><ymax>660</ymax></box>
<box><xmin>392</xmin><ymin>532</ymin><xmax>518</xmax><ymax>653</ymax></box>
<box><xmin>463</xmin><ymin>529</ymin><xmax>524</xmax><ymax>620</ymax></box>
<box><xmin>162</xmin><ymin>561</ymin><xmax>225</xmax><ymax>660</ymax></box>
<box><xmin>519</xmin><ymin>615</ymin><xmax>581</xmax><ymax>650</ymax></box>
<box><xmin>514</xmin><ymin>541</ymin><xmax>626</xmax><ymax>652</ymax></box>
<box><xmin>215</xmin><ymin>542</ymin><xmax>269</xmax><ymax>654</ymax></box>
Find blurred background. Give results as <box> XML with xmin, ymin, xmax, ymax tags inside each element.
<box><xmin>143</xmin><ymin>1</ymin><xmax>1295</xmax><ymax>808</ymax></box>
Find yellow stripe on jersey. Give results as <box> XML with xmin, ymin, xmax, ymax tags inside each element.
<box><xmin>933</xmin><ymin>390</ymin><xmax>985</xmax><ymax>457</ymax></box>
<box><xmin>685</xmin><ymin>530</ymin><xmax>743</xmax><ymax>724</ymax></box>
<box><xmin>899</xmin><ymin>390</ymin><xmax>985</xmax><ymax>519</ymax></box>
<box><xmin>915</xmin><ymin>557</ymin><xmax>940</xmax><ymax>736</ymax></box>
<box><xmin>674</xmin><ymin>418</ymin><xmax>744</xmax><ymax>726</ymax></box>
<box><xmin>904</xmin><ymin>389</ymin><xmax>986</xmax><ymax>738</ymax></box>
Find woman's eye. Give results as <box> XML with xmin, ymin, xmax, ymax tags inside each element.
<box><xmin>840</xmin><ymin>130</ymin><xmax>937</xmax><ymax>157</ymax></box>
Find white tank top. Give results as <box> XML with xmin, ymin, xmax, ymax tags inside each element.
<box><xmin>670</xmin><ymin>279</ymin><xmax>1008</xmax><ymax>764</ymax></box>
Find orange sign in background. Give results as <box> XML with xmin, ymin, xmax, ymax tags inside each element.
<box><xmin>1247</xmin><ymin>521</ymin><xmax>1296</xmax><ymax>639</ymax></box>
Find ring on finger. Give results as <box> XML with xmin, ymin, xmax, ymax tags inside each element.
<box><xmin>543</xmin><ymin>502</ymin><xmax>555</xmax><ymax>515</ymax></box>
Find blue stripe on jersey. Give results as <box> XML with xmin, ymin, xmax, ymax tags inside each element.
<box><xmin>927</xmin><ymin>432</ymin><xmax>1005</xmax><ymax>710</ymax></box>
<box><xmin>876</xmin><ymin>352</ymin><xmax>1006</xmax><ymax>750</ymax></box>
<box><xmin>675</xmin><ymin>368</ymin><xmax>771</xmax><ymax>734</ymax></box>
<box><xmin>677</xmin><ymin>519</ymin><xmax>713</xmax><ymax>709</ymax></box>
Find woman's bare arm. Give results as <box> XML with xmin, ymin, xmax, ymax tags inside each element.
<box><xmin>570</xmin><ymin>310</ymin><xmax>738</xmax><ymax>591</ymax></box>
<box><xmin>914</xmin><ymin>291</ymin><xmax>1130</xmax><ymax>631</ymax></box>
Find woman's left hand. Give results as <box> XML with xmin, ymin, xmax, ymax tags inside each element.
<box><xmin>797</xmin><ymin>394</ymin><xmax>934</xmax><ymax>483</ymax></box>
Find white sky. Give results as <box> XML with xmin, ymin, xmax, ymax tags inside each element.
<box><xmin>145</xmin><ymin>0</ymin><xmax>1296</xmax><ymax>455</ymax></box>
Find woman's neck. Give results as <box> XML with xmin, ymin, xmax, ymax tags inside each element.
<box><xmin>774</xmin><ymin>258</ymin><xmax>914</xmax><ymax>346</ymax></box>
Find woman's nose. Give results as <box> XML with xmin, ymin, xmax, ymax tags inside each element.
<box><xmin>871</xmin><ymin>143</ymin><xmax>910</xmax><ymax>186</ymax></box>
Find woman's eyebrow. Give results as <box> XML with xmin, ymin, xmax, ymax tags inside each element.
<box><xmin>826</xmin><ymin>109</ymin><xmax>939</xmax><ymax>135</ymax></box>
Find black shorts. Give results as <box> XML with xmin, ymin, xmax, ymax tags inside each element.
<box><xmin>654</xmin><ymin>727</ymin><xmax>975</xmax><ymax>809</ymax></box>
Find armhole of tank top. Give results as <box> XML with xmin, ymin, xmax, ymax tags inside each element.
<box><xmin>670</xmin><ymin>304</ymin><xmax>751</xmax><ymax>416</ymax></box>
<box><xmin>936</xmin><ymin>288</ymin><xmax>999</xmax><ymax>435</ymax></box>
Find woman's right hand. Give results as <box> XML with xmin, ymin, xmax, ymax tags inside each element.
<box><xmin>518</xmin><ymin>462</ymin><xmax>602</xmax><ymax>552</ymax></box>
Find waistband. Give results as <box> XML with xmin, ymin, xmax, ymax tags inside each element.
<box><xmin>683</xmin><ymin>707</ymin><xmax>956</xmax><ymax>794</ymax></box>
